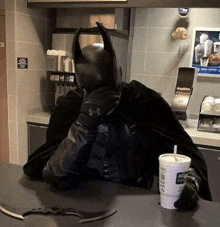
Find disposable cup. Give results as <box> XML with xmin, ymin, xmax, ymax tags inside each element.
<box><xmin>214</xmin><ymin>98</ymin><xmax>220</xmax><ymax>112</ymax></box>
<box><xmin>159</xmin><ymin>153</ymin><xmax>191</xmax><ymax>209</ymax></box>
<box><xmin>200</xmin><ymin>57</ymin><xmax>209</xmax><ymax>67</ymax></box>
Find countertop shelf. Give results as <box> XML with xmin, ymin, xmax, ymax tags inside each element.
<box><xmin>27</xmin><ymin>111</ymin><xmax>51</xmax><ymax>125</ymax></box>
<box><xmin>183</xmin><ymin>119</ymin><xmax>220</xmax><ymax>148</ymax></box>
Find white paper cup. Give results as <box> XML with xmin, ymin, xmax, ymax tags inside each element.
<box><xmin>200</xmin><ymin>57</ymin><xmax>209</xmax><ymax>66</ymax></box>
<box><xmin>214</xmin><ymin>98</ymin><xmax>220</xmax><ymax>112</ymax></box>
<box><xmin>159</xmin><ymin>154</ymin><xmax>191</xmax><ymax>209</ymax></box>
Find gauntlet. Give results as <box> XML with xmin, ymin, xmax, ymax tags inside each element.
<box><xmin>76</xmin><ymin>86</ymin><xmax>120</xmax><ymax>129</ymax></box>
<box><xmin>174</xmin><ymin>168</ymin><xmax>201</xmax><ymax>211</ymax></box>
<box><xmin>42</xmin><ymin>86</ymin><xmax>120</xmax><ymax>190</ymax></box>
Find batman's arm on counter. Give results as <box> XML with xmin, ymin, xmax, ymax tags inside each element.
<box><xmin>42</xmin><ymin>87</ymin><xmax>120</xmax><ymax>190</ymax></box>
<box><xmin>129</xmin><ymin>80</ymin><xmax>212</xmax><ymax>201</ymax></box>
<box><xmin>23</xmin><ymin>89</ymin><xmax>83</xmax><ymax>178</ymax></box>
<box><xmin>46</xmin><ymin>88</ymin><xmax>83</xmax><ymax>143</ymax></box>
<box><xmin>42</xmin><ymin>120</ymin><xmax>98</xmax><ymax>190</ymax></box>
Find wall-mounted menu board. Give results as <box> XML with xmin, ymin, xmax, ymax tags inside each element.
<box><xmin>191</xmin><ymin>28</ymin><xmax>220</xmax><ymax>77</ymax></box>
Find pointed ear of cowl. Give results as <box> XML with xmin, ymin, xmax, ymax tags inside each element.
<box><xmin>72</xmin><ymin>27</ymin><xmax>83</xmax><ymax>64</ymax></box>
<box><xmin>96</xmin><ymin>22</ymin><xmax>120</xmax><ymax>80</ymax></box>
<box><xmin>96</xmin><ymin>22</ymin><xmax>115</xmax><ymax>59</ymax></box>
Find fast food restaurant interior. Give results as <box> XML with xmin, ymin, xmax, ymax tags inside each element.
<box><xmin>0</xmin><ymin>0</ymin><xmax>220</xmax><ymax>210</ymax></box>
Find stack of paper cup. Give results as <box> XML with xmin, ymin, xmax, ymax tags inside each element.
<box><xmin>214</xmin><ymin>98</ymin><xmax>220</xmax><ymax>113</ymax></box>
<box><xmin>159</xmin><ymin>153</ymin><xmax>191</xmax><ymax>209</ymax></box>
<box><xmin>202</xmin><ymin>96</ymin><xmax>215</xmax><ymax>113</ymax></box>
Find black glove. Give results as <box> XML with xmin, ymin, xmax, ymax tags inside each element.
<box><xmin>76</xmin><ymin>86</ymin><xmax>120</xmax><ymax>129</ymax></box>
<box><xmin>174</xmin><ymin>168</ymin><xmax>201</xmax><ymax>211</ymax></box>
<box><xmin>42</xmin><ymin>87</ymin><xmax>120</xmax><ymax>190</ymax></box>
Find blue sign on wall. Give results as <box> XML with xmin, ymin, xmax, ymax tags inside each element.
<box><xmin>192</xmin><ymin>29</ymin><xmax>220</xmax><ymax>76</ymax></box>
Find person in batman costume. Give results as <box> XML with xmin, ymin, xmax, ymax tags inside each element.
<box><xmin>23</xmin><ymin>22</ymin><xmax>212</xmax><ymax>211</ymax></box>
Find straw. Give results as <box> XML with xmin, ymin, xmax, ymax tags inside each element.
<box><xmin>174</xmin><ymin>145</ymin><xmax>178</xmax><ymax>161</ymax></box>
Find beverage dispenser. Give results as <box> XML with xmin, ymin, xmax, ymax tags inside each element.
<box><xmin>47</xmin><ymin>49</ymin><xmax>76</xmax><ymax>103</ymax></box>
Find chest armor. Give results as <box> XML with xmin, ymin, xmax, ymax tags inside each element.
<box><xmin>87</xmin><ymin>120</ymin><xmax>148</xmax><ymax>183</ymax></box>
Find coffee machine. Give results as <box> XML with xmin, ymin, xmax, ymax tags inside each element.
<box><xmin>171</xmin><ymin>67</ymin><xmax>197</xmax><ymax>124</ymax></box>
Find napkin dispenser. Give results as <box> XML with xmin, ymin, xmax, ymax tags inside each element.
<box><xmin>171</xmin><ymin>67</ymin><xmax>197</xmax><ymax>121</ymax></box>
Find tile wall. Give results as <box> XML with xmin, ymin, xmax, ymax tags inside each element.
<box><xmin>3</xmin><ymin>5</ymin><xmax>220</xmax><ymax>164</ymax></box>
<box><xmin>5</xmin><ymin>0</ymin><xmax>54</xmax><ymax>165</ymax></box>
<box><xmin>129</xmin><ymin>8</ymin><xmax>220</xmax><ymax>118</ymax></box>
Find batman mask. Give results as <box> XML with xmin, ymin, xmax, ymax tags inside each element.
<box><xmin>72</xmin><ymin>22</ymin><xmax>121</xmax><ymax>93</ymax></box>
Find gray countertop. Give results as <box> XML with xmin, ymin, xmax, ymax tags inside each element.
<box><xmin>26</xmin><ymin>111</ymin><xmax>51</xmax><ymax>125</ymax></box>
<box><xmin>1</xmin><ymin>161</ymin><xmax>220</xmax><ymax>227</ymax></box>
<box><xmin>183</xmin><ymin>119</ymin><xmax>220</xmax><ymax>147</ymax></box>
<box><xmin>26</xmin><ymin>112</ymin><xmax>220</xmax><ymax>148</ymax></box>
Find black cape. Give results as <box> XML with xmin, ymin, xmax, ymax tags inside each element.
<box><xmin>23</xmin><ymin>80</ymin><xmax>212</xmax><ymax>201</ymax></box>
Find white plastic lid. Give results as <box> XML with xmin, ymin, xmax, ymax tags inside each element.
<box><xmin>200</xmin><ymin>33</ymin><xmax>209</xmax><ymax>44</ymax></box>
<box><xmin>159</xmin><ymin>153</ymin><xmax>191</xmax><ymax>164</ymax></box>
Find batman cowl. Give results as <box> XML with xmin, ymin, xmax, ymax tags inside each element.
<box><xmin>72</xmin><ymin>22</ymin><xmax>122</xmax><ymax>93</ymax></box>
